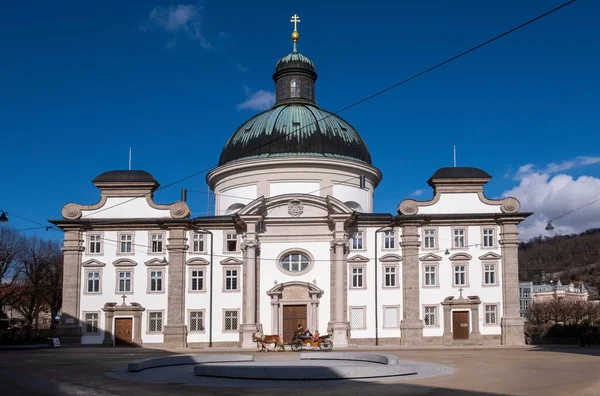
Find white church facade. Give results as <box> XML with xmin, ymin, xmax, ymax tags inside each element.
<box><xmin>51</xmin><ymin>22</ymin><xmax>531</xmax><ymax>349</ymax></box>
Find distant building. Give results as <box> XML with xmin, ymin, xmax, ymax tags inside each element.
<box><xmin>519</xmin><ymin>280</ymin><xmax>589</xmax><ymax>316</ymax></box>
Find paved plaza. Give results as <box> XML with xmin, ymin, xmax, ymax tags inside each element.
<box><xmin>1</xmin><ymin>346</ymin><xmax>599</xmax><ymax>395</ymax></box>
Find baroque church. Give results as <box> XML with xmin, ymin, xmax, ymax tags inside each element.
<box><xmin>52</xmin><ymin>17</ymin><xmax>531</xmax><ymax>349</ymax></box>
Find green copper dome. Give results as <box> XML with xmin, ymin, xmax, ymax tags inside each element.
<box><xmin>275</xmin><ymin>52</ymin><xmax>315</xmax><ymax>73</ymax></box>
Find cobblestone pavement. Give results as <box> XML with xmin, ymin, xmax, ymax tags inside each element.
<box><xmin>1</xmin><ymin>346</ymin><xmax>599</xmax><ymax>395</ymax></box>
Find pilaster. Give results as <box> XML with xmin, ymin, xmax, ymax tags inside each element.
<box><xmin>330</xmin><ymin>219</ymin><xmax>349</xmax><ymax>347</ymax></box>
<box><xmin>57</xmin><ymin>227</ymin><xmax>84</xmax><ymax>345</ymax></box>
<box><xmin>400</xmin><ymin>223</ymin><xmax>424</xmax><ymax>345</ymax></box>
<box><xmin>499</xmin><ymin>221</ymin><xmax>524</xmax><ymax>345</ymax></box>
<box><xmin>164</xmin><ymin>227</ymin><xmax>188</xmax><ymax>348</ymax></box>
<box><xmin>240</xmin><ymin>237</ymin><xmax>259</xmax><ymax>349</ymax></box>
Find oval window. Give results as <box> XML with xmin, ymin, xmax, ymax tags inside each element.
<box><xmin>280</xmin><ymin>253</ymin><xmax>310</xmax><ymax>273</ymax></box>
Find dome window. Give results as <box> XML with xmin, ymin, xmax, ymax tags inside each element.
<box><xmin>290</xmin><ymin>78</ymin><xmax>300</xmax><ymax>98</ymax></box>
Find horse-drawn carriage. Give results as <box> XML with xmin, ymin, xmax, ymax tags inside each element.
<box><xmin>252</xmin><ymin>331</ymin><xmax>333</xmax><ymax>352</ymax></box>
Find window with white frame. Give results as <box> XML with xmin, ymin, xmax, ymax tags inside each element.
<box><xmin>150</xmin><ymin>233</ymin><xmax>163</xmax><ymax>253</ymax></box>
<box><xmin>88</xmin><ymin>234</ymin><xmax>102</xmax><ymax>254</ymax></box>
<box><xmin>119</xmin><ymin>233</ymin><xmax>133</xmax><ymax>253</ymax></box>
<box><xmin>482</xmin><ymin>228</ymin><xmax>495</xmax><ymax>248</ymax></box>
<box><xmin>424</xmin><ymin>265</ymin><xmax>437</xmax><ymax>286</ymax></box>
<box><xmin>190</xmin><ymin>269</ymin><xmax>204</xmax><ymax>291</ymax></box>
<box><xmin>350</xmin><ymin>306</ymin><xmax>366</xmax><ymax>329</ymax></box>
<box><xmin>383</xmin><ymin>231</ymin><xmax>395</xmax><ymax>249</ymax></box>
<box><xmin>383</xmin><ymin>266</ymin><xmax>396</xmax><ymax>287</ymax></box>
<box><xmin>383</xmin><ymin>306</ymin><xmax>400</xmax><ymax>328</ymax></box>
<box><xmin>453</xmin><ymin>264</ymin><xmax>467</xmax><ymax>286</ymax></box>
<box><xmin>225</xmin><ymin>269</ymin><xmax>239</xmax><ymax>291</ymax></box>
<box><xmin>149</xmin><ymin>270</ymin><xmax>163</xmax><ymax>292</ymax></box>
<box><xmin>148</xmin><ymin>311</ymin><xmax>163</xmax><ymax>332</ymax></box>
<box><xmin>86</xmin><ymin>271</ymin><xmax>101</xmax><ymax>293</ymax></box>
<box><xmin>84</xmin><ymin>312</ymin><xmax>99</xmax><ymax>334</ymax></box>
<box><xmin>453</xmin><ymin>228</ymin><xmax>466</xmax><ymax>248</ymax></box>
<box><xmin>520</xmin><ymin>299</ymin><xmax>530</xmax><ymax>311</ymax></box>
<box><xmin>189</xmin><ymin>311</ymin><xmax>204</xmax><ymax>332</ymax></box>
<box><xmin>280</xmin><ymin>253</ymin><xmax>310</xmax><ymax>273</ymax></box>
<box><xmin>423</xmin><ymin>229</ymin><xmax>436</xmax><ymax>249</ymax></box>
<box><xmin>224</xmin><ymin>310</ymin><xmax>238</xmax><ymax>331</ymax></box>
<box><xmin>424</xmin><ymin>305</ymin><xmax>437</xmax><ymax>326</ymax></box>
<box><xmin>117</xmin><ymin>270</ymin><xmax>132</xmax><ymax>292</ymax></box>
<box><xmin>351</xmin><ymin>266</ymin><xmax>364</xmax><ymax>288</ymax></box>
<box><xmin>351</xmin><ymin>231</ymin><xmax>364</xmax><ymax>250</ymax></box>
<box><xmin>193</xmin><ymin>233</ymin><xmax>205</xmax><ymax>253</ymax></box>
<box><xmin>225</xmin><ymin>233</ymin><xmax>237</xmax><ymax>252</ymax></box>
<box><xmin>483</xmin><ymin>263</ymin><xmax>497</xmax><ymax>285</ymax></box>
<box><xmin>485</xmin><ymin>304</ymin><xmax>498</xmax><ymax>324</ymax></box>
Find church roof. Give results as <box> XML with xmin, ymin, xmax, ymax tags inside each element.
<box><xmin>430</xmin><ymin>167</ymin><xmax>492</xmax><ymax>180</ymax></box>
<box><xmin>92</xmin><ymin>170</ymin><xmax>156</xmax><ymax>183</ymax></box>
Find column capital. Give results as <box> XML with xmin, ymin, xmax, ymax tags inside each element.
<box><xmin>241</xmin><ymin>239</ymin><xmax>259</xmax><ymax>252</ymax></box>
<box><xmin>330</xmin><ymin>237</ymin><xmax>349</xmax><ymax>252</ymax></box>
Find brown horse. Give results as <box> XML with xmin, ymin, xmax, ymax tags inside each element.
<box><xmin>252</xmin><ymin>331</ymin><xmax>285</xmax><ymax>352</ymax></box>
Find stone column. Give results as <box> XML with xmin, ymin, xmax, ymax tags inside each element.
<box><xmin>57</xmin><ymin>227</ymin><xmax>84</xmax><ymax>345</ymax></box>
<box><xmin>240</xmin><ymin>237</ymin><xmax>259</xmax><ymax>348</ymax></box>
<box><xmin>499</xmin><ymin>221</ymin><xmax>524</xmax><ymax>345</ymax></box>
<box><xmin>330</xmin><ymin>226</ymin><xmax>349</xmax><ymax>347</ymax></box>
<box><xmin>102</xmin><ymin>306</ymin><xmax>115</xmax><ymax>346</ymax></box>
<box><xmin>271</xmin><ymin>296</ymin><xmax>279</xmax><ymax>335</ymax></box>
<box><xmin>469</xmin><ymin>302</ymin><xmax>482</xmax><ymax>344</ymax></box>
<box><xmin>311</xmin><ymin>296</ymin><xmax>319</xmax><ymax>332</ymax></box>
<box><xmin>164</xmin><ymin>226</ymin><xmax>188</xmax><ymax>348</ymax></box>
<box><xmin>400</xmin><ymin>223</ymin><xmax>424</xmax><ymax>345</ymax></box>
<box><xmin>442</xmin><ymin>304</ymin><xmax>452</xmax><ymax>345</ymax></box>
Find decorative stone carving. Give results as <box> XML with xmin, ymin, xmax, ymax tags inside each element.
<box><xmin>398</xmin><ymin>199</ymin><xmax>418</xmax><ymax>216</ymax></box>
<box><xmin>287</xmin><ymin>198</ymin><xmax>304</xmax><ymax>217</ymax></box>
<box><xmin>330</xmin><ymin>237</ymin><xmax>349</xmax><ymax>253</ymax></box>
<box><xmin>62</xmin><ymin>203</ymin><xmax>82</xmax><ymax>220</ymax></box>
<box><xmin>169</xmin><ymin>202</ymin><xmax>191</xmax><ymax>218</ymax></box>
<box><xmin>500</xmin><ymin>197</ymin><xmax>520</xmax><ymax>214</ymax></box>
<box><xmin>240</xmin><ymin>239</ymin><xmax>259</xmax><ymax>252</ymax></box>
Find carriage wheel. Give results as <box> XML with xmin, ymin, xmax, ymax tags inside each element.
<box><xmin>319</xmin><ymin>340</ymin><xmax>333</xmax><ymax>351</ymax></box>
<box><xmin>291</xmin><ymin>341</ymin><xmax>303</xmax><ymax>352</ymax></box>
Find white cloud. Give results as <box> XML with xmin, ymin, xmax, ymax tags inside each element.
<box><xmin>148</xmin><ymin>3</ymin><xmax>211</xmax><ymax>49</ymax></box>
<box><xmin>237</xmin><ymin>89</ymin><xmax>275</xmax><ymax>111</ymax></box>
<box><xmin>502</xmin><ymin>158</ymin><xmax>600</xmax><ymax>242</ymax></box>
<box><xmin>410</xmin><ymin>189</ymin><xmax>424</xmax><ymax>197</ymax></box>
<box><xmin>231</xmin><ymin>61</ymin><xmax>249</xmax><ymax>73</ymax></box>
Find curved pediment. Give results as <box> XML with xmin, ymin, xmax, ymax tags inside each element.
<box><xmin>479</xmin><ymin>252</ymin><xmax>502</xmax><ymax>260</ymax></box>
<box><xmin>449</xmin><ymin>252</ymin><xmax>472</xmax><ymax>261</ymax></box>
<box><xmin>379</xmin><ymin>253</ymin><xmax>402</xmax><ymax>262</ymax></box>
<box><xmin>237</xmin><ymin>194</ymin><xmax>354</xmax><ymax>219</ymax></box>
<box><xmin>145</xmin><ymin>258</ymin><xmax>168</xmax><ymax>266</ymax></box>
<box><xmin>220</xmin><ymin>257</ymin><xmax>243</xmax><ymax>265</ymax></box>
<box><xmin>82</xmin><ymin>259</ymin><xmax>106</xmax><ymax>267</ymax></box>
<box><xmin>187</xmin><ymin>257</ymin><xmax>210</xmax><ymax>266</ymax></box>
<box><xmin>267</xmin><ymin>281</ymin><xmax>324</xmax><ymax>298</ymax></box>
<box><xmin>419</xmin><ymin>253</ymin><xmax>442</xmax><ymax>262</ymax></box>
<box><xmin>348</xmin><ymin>254</ymin><xmax>369</xmax><ymax>263</ymax></box>
<box><xmin>113</xmin><ymin>258</ymin><xmax>137</xmax><ymax>267</ymax></box>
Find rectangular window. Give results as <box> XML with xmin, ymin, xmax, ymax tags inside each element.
<box><xmin>482</xmin><ymin>228</ymin><xmax>495</xmax><ymax>248</ymax></box>
<box><xmin>383</xmin><ymin>306</ymin><xmax>399</xmax><ymax>328</ymax></box>
<box><xmin>352</xmin><ymin>231</ymin><xmax>364</xmax><ymax>250</ymax></box>
<box><xmin>453</xmin><ymin>265</ymin><xmax>467</xmax><ymax>286</ymax></box>
<box><xmin>84</xmin><ymin>312</ymin><xmax>99</xmax><ymax>334</ymax></box>
<box><xmin>351</xmin><ymin>267</ymin><xmax>364</xmax><ymax>288</ymax></box>
<box><xmin>424</xmin><ymin>306</ymin><xmax>437</xmax><ymax>327</ymax></box>
<box><xmin>118</xmin><ymin>271</ymin><xmax>132</xmax><ymax>292</ymax></box>
<box><xmin>86</xmin><ymin>271</ymin><xmax>101</xmax><ymax>293</ymax></box>
<box><xmin>350</xmin><ymin>307</ymin><xmax>366</xmax><ymax>329</ymax></box>
<box><xmin>119</xmin><ymin>233</ymin><xmax>132</xmax><ymax>253</ymax></box>
<box><xmin>424</xmin><ymin>265</ymin><xmax>437</xmax><ymax>286</ymax></box>
<box><xmin>225</xmin><ymin>233</ymin><xmax>237</xmax><ymax>252</ymax></box>
<box><xmin>483</xmin><ymin>263</ymin><xmax>496</xmax><ymax>285</ymax></box>
<box><xmin>191</xmin><ymin>269</ymin><xmax>204</xmax><ymax>291</ymax></box>
<box><xmin>189</xmin><ymin>311</ymin><xmax>204</xmax><ymax>332</ymax></box>
<box><xmin>424</xmin><ymin>229</ymin><xmax>436</xmax><ymax>249</ymax></box>
<box><xmin>151</xmin><ymin>233</ymin><xmax>163</xmax><ymax>253</ymax></box>
<box><xmin>453</xmin><ymin>229</ymin><xmax>465</xmax><ymax>248</ymax></box>
<box><xmin>384</xmin><ymin>266</ymin><xmax>396</xmax><ymax>287</ymax></box>
<box><xmin>485</xmin><ymin>305</ymin><xmax>498</xmax><ymax>325</ymax></box>
<box><xmin>89</xmin><ymin>234</ymin><xmax>102</xmax><ymax>254</ymax></box>
<box><xmin>193</xmin><ymin>233</ymin><xmax>205</xmax><ymax>253</ymax></box>
<box><xmin>383</xmin><ymin>231</ymin><xmax>395</xmax><ymax>249</ymax></box>
<box><xmin>148</xmin><ymin>311</ymin><xmax>163</xmax><ymax>332</ymax></box>
<box><xmin>520</xmin><ymin>299</ymin><xmax>530</xmax><ymax>311</ymax></box>
<box><xmin>149</xmin><ymin>270</ymin><xmax>163</xmax><ymax>292</ymax></box>
<box><xmin>225</xmin><ymin>269</ymin><xmax>238</xmax><ymax>291</ymax></box>
<box><xmin>224</xmin><ymin>310</ymin><xmax>238</xmax><ymax>331</ymax></box>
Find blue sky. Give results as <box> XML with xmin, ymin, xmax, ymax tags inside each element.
<box><xmin>1</xmin><ymin>0</ymin><xmax>599</xmax><ymax>241</ymax></box>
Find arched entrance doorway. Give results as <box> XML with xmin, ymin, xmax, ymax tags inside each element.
<box><xmin>266</xmin><ymin>281</ymin><xmax>324</xmax><ymax>343</ymax></box>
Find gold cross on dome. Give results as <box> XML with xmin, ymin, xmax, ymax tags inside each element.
<box><xmin>291</xmin><ymin>14</ymin><xmax>300</xmax><ymax>31</ymax></box>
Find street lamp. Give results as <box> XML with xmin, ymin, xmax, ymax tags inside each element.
<box><xmin>0</xmin><ymin>211</ymin><xmax>8</xmax><ymax>222</ymax></box>
<box><xmin>545</xmin><ymin>222</ymin><xmax>554</xmax><ymax>231</ymax></box>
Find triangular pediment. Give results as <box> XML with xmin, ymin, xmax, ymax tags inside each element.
<box><xmin>113</xmin><ymin>258</ymin><xmax>137</xmax><ymax>267</ymax></box>
<box><xmin>347</xmin><ymin>254</ymin><xmax>369</xmax><ymax>263</ymax></box>
<box><xmin>220</xmin><ymin>257</ymin><xmax>243</xmax><ymax>265</ymax></box>
<box><xmin>449</xmin><ymin>252</ymin><xmax>472</xmax><ymax>261</ymax></box>
<box><xmin>145</xmin><ymin>258</ymin><xmax>168</xmax><ymax>266</ymax></box>
<box><xmin>187</xmin><ymin>257</ymin><xmax>210</xmax><ymax>266</ymax></box>
<box><xmin>81</xmin><ymin>259</ymin><xmax>106</xmax><ymax>267</ymax></box>
<box><xmin>478</xmin><ymin>252</ymin><xmax>502</xmax><ymax>260</ymax></box>
<box><xmin>379</xmin><ymin>253</ymin><xmax>402</xmax><ymax>262</ymax></box>
<box><xmin>419</xmin><ymin>253</ymin><xmax>442</xmax><ymax>262</ymax></box>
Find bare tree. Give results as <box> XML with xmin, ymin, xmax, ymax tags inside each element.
<box><xmin>0</xmin><ymin>227</ymin><xmax>25</xmax><ymax>312</ymax></box>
